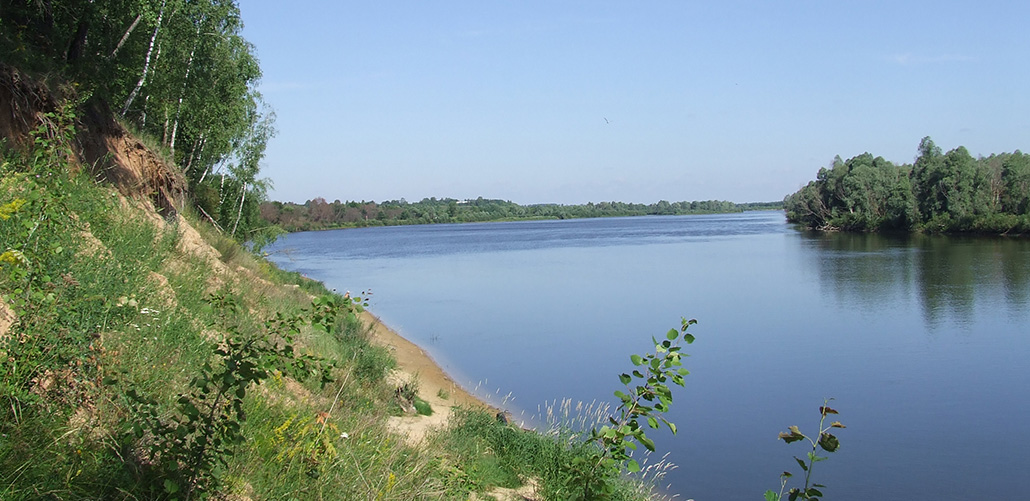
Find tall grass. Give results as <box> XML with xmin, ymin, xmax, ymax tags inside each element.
<box><xmin>435</xmin><ymin>402</ymin><xmax>668</xmax><ymax>500</ymax></box>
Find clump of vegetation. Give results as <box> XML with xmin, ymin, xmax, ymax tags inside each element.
<box><xmin>784</xmin><ymin>136</ymin><xmax>1030</xmax><ymax>234</ymax></box>
<box><xmin>119</xmin><ymin>290</ymin><xmax>338</xmax><ymax>499</ymax></box>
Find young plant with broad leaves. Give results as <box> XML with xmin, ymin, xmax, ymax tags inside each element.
<box><xmin>564</xmin><ymin>317</ymin><xmax>697</xmax><ymax>500</ymax></box>
<box><xmin>766</xmin><ymin>400</ymin><xmax>846</xmax><ymax>501</ymax></box>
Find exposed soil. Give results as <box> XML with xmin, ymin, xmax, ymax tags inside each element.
<box><xmin>0</xmin><ymin>63</ymin><xmax>185</xmax><ymax>217</ymax></box>
<box><xmin>0</xmin><ymin>298</ymin><xmax>14</xmax><ymax>346</ymax></box>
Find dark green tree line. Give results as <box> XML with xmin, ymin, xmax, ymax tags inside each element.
<box><xmin>1</xmin><ymin>0</ymin><xmax>273</xmax><ymax>240</ymax></box>
<box><xmin>784</xmin><ymin>137</ymin><xmax>1029</xmax><ymax>234</ymax></box>
<box><xmin>260</xmin><ymin>196</ymin><xmax>780</xmax><ymax>232</ymax></box>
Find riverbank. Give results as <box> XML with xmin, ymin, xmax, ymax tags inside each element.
<box><xmin>360</xmin><ymin>311</ymin><xmax>498</xmax><ymax>444</ymax></box>
<box><xmin>362</xmin><ymin>311</ymin><xmax>546</xmax><ymax>501</ymax></box>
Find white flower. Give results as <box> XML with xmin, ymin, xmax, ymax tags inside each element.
<box><xmin>339</xmin><ymin>432</ymin><xmax>349</xmax><ymax>439</ymax></box>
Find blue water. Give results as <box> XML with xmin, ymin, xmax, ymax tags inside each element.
<box><xmin>267</xmin><ymin>212</ymin><xmax>1030</xmax><ymax>500</ymax></box>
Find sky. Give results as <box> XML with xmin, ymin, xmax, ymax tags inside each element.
<box><xmin>239</xmin><ymin>1</ymin><xmax>1030</xmax><ymax>205</ymax></box>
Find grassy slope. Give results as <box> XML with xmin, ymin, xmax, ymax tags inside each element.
<box><xmin>0</xmin><ymin>82</ymin><xmax>667</xmax><ymax>500</ymax></box>
<box><xmin>0</xmin><ymin>134</ymin><xmax>448</xmax><ymax>498</ymax></box>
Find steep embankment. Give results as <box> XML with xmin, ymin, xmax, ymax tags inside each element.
<box><xmin>0</xmin><ymin>64</ymin><xmax>507</xmax><ymax>500</ymax></box>
<box><xmin>0</xmin><ymin>62</ymin><xmax>570</xmax><ymax>501</ymax></box>
<box><xmin>1</xmin><ymin>65</ymin><xmax>675</xmax><ymax>501</ymax></box>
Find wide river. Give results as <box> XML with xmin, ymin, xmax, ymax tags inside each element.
<box><xmin>267</xmin><ymin>211</ymin><xmax>1030</xmax><ymax>500</ymax></box>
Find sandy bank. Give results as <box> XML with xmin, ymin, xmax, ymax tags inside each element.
<box><xmin>360</xmin><ymin>311</ymin><xmax>497</xmax><ymax>444</ymax></box>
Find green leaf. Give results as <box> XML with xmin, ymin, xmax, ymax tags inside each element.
<box><xmin>779</xmin><ymin>425</ymin><xmax>805</xmax><ymax>443</ymax></box>
<box><xmin>647</xmin><ymin>416</ymin><xmax>659</xmax><ymax>429</ymax></box>
<box><xmin>614</xmin><ymin>390</ymin><xmax>630</xmax><ymax>403</ymax></box>
<box><xmin>630</xmin><ymin>354</ymin><xmax>643</xmax><ymax>366</ymax></box>
<box><xmin>627</xmin><ymin>459</ymin><xmax>641</xmax><ymax>472</ymax></box>
<box><xmin>794</xmin><ymin>456</ymin><xmax>808</xmax><ymax>472</ymax></box>
<box><xmin>683</xmin><ymin>333</ymin><xmax>695</xmax><ymax>344</ymax></box>
<box><xmin>764</xmin><ymin>490</ymin><xmax>780</xmax><ymax>501</ymax></box>
<box><xmin>667</xmin><ymin>421</ymin><xmax>677</xmax><ymax>434</ymax></box>
<box><xmin>619</xmin><ymin>373</ymin><xmax>631</xmax><ymax>385</ymax></box>
<box><xmin>164</xmin><ymin>479</ymin><xmax>179</xmax><ymax>494</ymax></box>
<box><xmin>667</xmin><ymin>329</ymin><xmax>678</xmax><ymax>341</ymax></box>
<box><xmin>818</xmin><ymin>432</ymin><xmax>840</xmax><ymax>452</ymax></box>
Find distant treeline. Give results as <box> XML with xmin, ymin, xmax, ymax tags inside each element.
<box><xmin>260</xmin><ymin>197</ymin><xmax>783</xmax><ymax>232</ymax></box>
<box><xmin>784</xmin><ymin>137</ymin><xmax>1030</xmax><ymax>234</ymax></box>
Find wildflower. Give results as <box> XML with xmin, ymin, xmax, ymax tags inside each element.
<box><xmin>0</xmin><ymin>249</ymin><xmax>29</xmax><ymax>266</ymax></box>
<box><xmin>0</xmin><ymin>198</ymin><xmax>27</xmax><ymax>220</ymax></box>
<box><xmin>340</xmin><ymin>432</ymin><xmax>349</xmax><ymax>439</ymax></box>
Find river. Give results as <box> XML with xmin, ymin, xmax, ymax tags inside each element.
<box><xmin>266</xmin><ymin>211</ymin><xmax>1030</xmax><ymax>500</ymax></box>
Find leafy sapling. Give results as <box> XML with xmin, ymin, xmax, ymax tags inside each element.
<box><xmin>765</xmin><ymin>400</ymin><xmax>846</xmax><ymax>501</ymax></box>
<box><xmin>566</xmin><ymin>317</ymin><xmax>697</xmax><ymax>500</ymax></box>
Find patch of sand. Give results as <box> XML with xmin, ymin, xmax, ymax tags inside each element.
<box><xmin>361</xmin><ymin>311</ymin><xmax>495</xmax><ymax>445</ymax></box>
<box><xmin>0</xmin><ymin>297</ymin><xmax>14</xmax><ymax>346</ymax></box>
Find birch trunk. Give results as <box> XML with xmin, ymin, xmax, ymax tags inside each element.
<box><xmin>231</xmin><ymin>183</ymin><xmax>247</xmax><ymax>236</ymax></box>
<box><xmin>121</xmin><ymin>0</ymin><xmax>166</xmax><ymax>116</ymax></box>
<box><xmin>184</xmin><ymin>133</ymin><xmax>204</xmax><ymax>173</ymax></box>
<box><xmin>109</xmin><ymin>13</ymin><xmax>142</xmax><ymax>59</ymax></box>
<box><xmin>169</xmin><ymin>19</ymin><xmax>202</xmax><ymax>154</ymax></box>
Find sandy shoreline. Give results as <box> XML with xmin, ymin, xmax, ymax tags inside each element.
<box><xmin>360</xmin><ymin>310</ymin><xmax>498</xmax><ymax>443</ymax></box>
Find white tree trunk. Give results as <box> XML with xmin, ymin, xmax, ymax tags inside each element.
<box><xmin>184</xmin><ymin>133</ymin><xmax>204</xmax><ymax>173</ymax></box>
<box><xmin>121</xmin><ymin>0</ymin><xmax>166</xmax><ymax>116</ymax></box>
<box><xmin>109</xmin><ymin>13</ymin><xmax>142</xmax><ymax>59</ymax></box>
<box><xmin>169</xmin><ymin>23</ymin><xmax>200</xmax><ymax>155</ymax></box>
<box><xmin>231</xmin><ymin>183</ymin><xmax>247</xmax><ymax>236</ymax></box>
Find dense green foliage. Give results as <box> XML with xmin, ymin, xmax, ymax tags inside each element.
<box><xmin>261</xmin><ymin>196</ymin><xmax>783</xmax><ymax>232</ymax></box>
<box><xmin>784</xmin><ymin>137</ymin><xmax>1030</xmax><ymax>234</ymax></box>
<box><xmin>1</xmin><ymin>0</ymin><xmax>274</xmax><ymax>240</ymax></box>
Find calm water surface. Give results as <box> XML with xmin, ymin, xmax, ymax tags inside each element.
<box><xmin>267</xmin><ymin>212</ymin><xmax>1030</xmax><ymax>500</ymax></box>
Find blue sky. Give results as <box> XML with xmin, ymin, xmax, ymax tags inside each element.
<box><xmin>240</xmin><ymin>1</ymin><xmax>1029</xmax><ymax>204</ymax></box>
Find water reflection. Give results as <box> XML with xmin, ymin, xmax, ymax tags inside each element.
<box><xmin>800</xmin><ymin>231</ymin><xmax>1030</xmax><ymax>328</ymax></box>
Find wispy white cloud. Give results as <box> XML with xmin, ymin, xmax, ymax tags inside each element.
<box><xmin>889</xmin><ymin>53</ymin><xmax>975</xmax><ymax>65</ymax></box>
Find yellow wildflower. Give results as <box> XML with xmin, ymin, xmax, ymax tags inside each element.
<box><xmin>0</xmin><ymin>198</ymin><xmax>27</xmax><ymax>220</ymax></box>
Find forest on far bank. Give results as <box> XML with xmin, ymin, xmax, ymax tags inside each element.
<box><xmin>784</xmin><ymin>137</ymin><xmax>1030</xmax><ymax>234</ymax></box>
<box><xmin>259</xmin><ymin>197</ymin><xmax>782</xmax><ymax>232</ymax></box>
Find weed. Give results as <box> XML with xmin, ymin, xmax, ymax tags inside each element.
<box><xmin>766</xmin><ymin>400</ymin><xmax>846</xmax><ymax>501</ymax></box>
